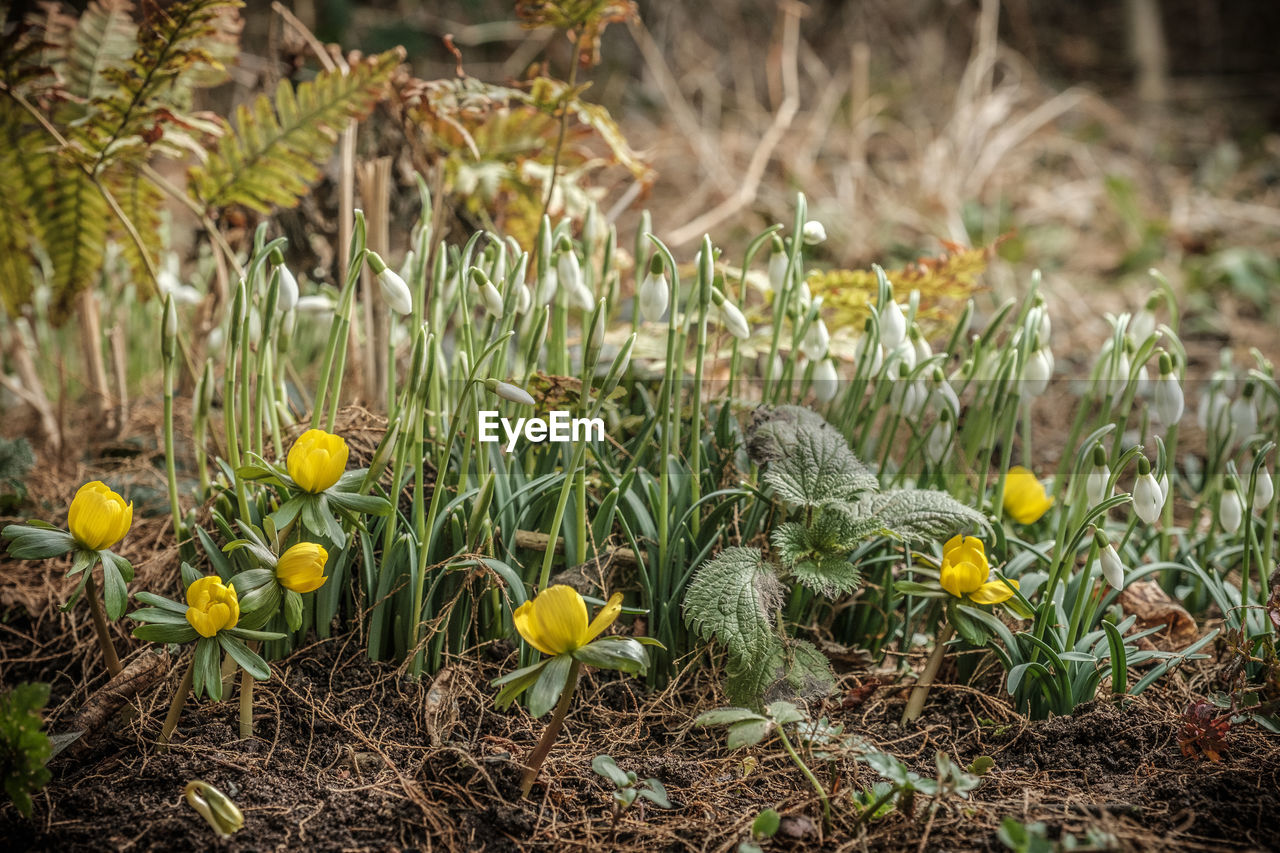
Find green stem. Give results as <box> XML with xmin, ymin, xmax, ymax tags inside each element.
<box><xmin>902</xmin><ymin>621</ymin><xmax>953</xmax><ymax>724</ymax></box>
<box><xmin>776</xmin><ymin>723</ymin><xmax>831</xmax><ymax>829</ymax></box>
<box><xmin>520</xmin><ymin>659</ymin><xmax>581</xmax><ymax>797</ymax></box>
<box><xmin>84</xmin><ymin>574</ymin><xmax>122</xmax><ymax>677</ymax></box>
<box><xmin>159</xmin><ymin>655</ymin><xmax>194</xmax><ymax>747</ymax></box>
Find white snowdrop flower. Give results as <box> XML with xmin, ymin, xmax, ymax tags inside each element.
<box><xmin>893</xmin><ymin>363</ymin><xmax>926</xmax><ymax>417</ymax></box>
<box><xmin>801</xmin><ymin>313</ymin><xmax>830</xmax><ymax>361</ymax></box>
<box><xmin>485</xmin><ymin>378</ymin><xmax>536</xmax><ymax>407</ymax></box>
<box><xmin>1159</xmin><ymin>469</ymin><xmax>1170</xmax><ymax>504</ymax></box>
<box><xmin>1132</xmin><ymin>457</ymin><xmax>1164</xmax><ymax>525</ymax></box>
<box><xmin>930</xmin><ymin>368</ymin><xmax>960</xmax><ymax>418</ymax></box>
<box><xmin>926</xmin><ymin>409</ymin><xmax>953</xmax><ymax>466</ymax></box>
<box><xmin>1252</xmin><ymin>466</ymin><xmax>1274</xmax><ymax>510</ymax></box>
<box><xmin>1023</xmin><ymin>347</ymin><xmax>1053</xmax><ymax>397</ymax></box>
<box><xmin>207</xmin><ymin>326</ymin><xmax>224</xmax><ymax>353</ymax></box>
<box><xmin>515</xmin><ymin>281</ymin><xmax>532</xmax><ymax>315</ymax></box>
<box><xmin>571</xmin><ymin>280</ymin><xmax>596</xmax><ymax>312</ymax></box>
<box><xmin>1219</xmin><ymin>480</ymin><xmax>1244</xmax><ymax>534</ymax></box>
<box><xmin>1230</xmin><ymin>384</ymin><xmax>1259</xmax><ymax>443</ymax></box>
<box><xmin>557</xmin><ymin>246</ymin><xmax>582</xmax><ymax>296</ymax></box>
<box><xmin>1029</xmin><ymin>303</ymin><xmax>1051</xmax><ymax>348</ymax></box>
<box><xmin>1098</xmin><ymin>538</ymin><xmax>1126</xmax><ymax>590</ymax></box>
<box><xmin>1086</xmin><ymin>445</ymin><xmax>1111</xmax><ymax>506</ymax></box>
<box><xmin>272</xmin><ymin>262</ymin><xmax>299</xmax><ymax>313</ymax></box>
<box><xmin>802</xmin><ymin>220</ymin><xmax>827</xmax><ymax>245</ymax></box>
<box><xmin>812</xmin><ymin>357</ymin><xmax>838</xmax><ymax>402</ymax></box>
<box><xmin>767</xmin><ymin>242</ymin><xmax>789</xmax><ymax>292</ymax></box>
<box><xmin>769</xmin><ymin>352</ymin><xmax>784</xmax><ymax>381</ymax></box>
<box><xmin>399</xmin><ymin>250</ymin><xmax>417</xmax><ymax>284</ymax></box>
<box><xmin>535</xmin><ymin>267</ymin><xmax>558</xmax><ymax>305</ymax></box>
<box><xmin>637</xmin><ymin>256</ymin><xmax>669</xmax><ymax>322</ymax></box>
<box><xmin>296</xmin><ymin>294</ymin><xmax>334</xmax><ymax>316</ymax></box>
<box><xmin>1106</xmin><ymin>343</ymin><xmax>1132</xmax><ymax>406</ymax></box>
<box><xmin>910</xmin><ymin>325</ymin><xmax>932</xmax><ymax>365</ymax></box>
<box><xmin>367</xmin><ymin>252</ymin><xmax>412</xmax><ymax>315</ymax></box>
<box><xmin>480</xmin><ymin>281</ymin><xmax>504</xmax><ymax>317</ymax></box>
<box><xmin>1153</xmin><ymin>352</ymin><xmax>1184</xmax><ymax>425</ymax></box>
<box><xmin>711</xmin><ymin>289</ymin><xmax>750</xmax><ymax>340</ymax></box>
<box><xmin>879</xmin><ymin>297</ymin><xmax>907</xmax><ymax>351</ymax></box>
<box><xmin>1130</xmin><ymin>294</ymin><xmax>1160</xmax><ymax>344</ymax></box>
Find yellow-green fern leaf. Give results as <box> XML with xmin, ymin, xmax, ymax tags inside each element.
<box><xmin>41</xmin><ymin>162</ymin><xmax>110</xmax><ymax>323</ymax></box>
<box><xmin>189</xmin><ymin>48</ymin><xmax>404</xmax><ymax>214</ymax></box>
<box><xmin>0</xmin><ymin>110</ymin><xmax>48</xmax><ymax>316</ymax></box>
<box><xmin>103</xmin><ymin>164</ymin><xmax>163</xmax><ymax>292</ymax></box>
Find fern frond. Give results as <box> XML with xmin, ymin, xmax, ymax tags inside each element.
<box><xmin>103</xmin><ymin>163</ymin><xmax>162</xmax><ymax>289</ymax></box>
<box><xmin>76</xmin><ymin>0</ymin><xmax>243</xmax><ymax>170</ymax></box>
<box><xmin>65</xmin><ymin>0</ymin><xmax>138</xmax><ymax>105</ymax></box>
<box><xmin>189</xmin><ymin>48</ymin><xmax>403</xmax><ymax>213</ymax></box>
<box><xmin>0</xmin><ymin>106</ymin><xmax>50</xmax><ymax>315</ymax></box>
<box><xmin>41</xmin><ymin>163</ymin><xmax>110</xmax><ymax>322</ymax></box>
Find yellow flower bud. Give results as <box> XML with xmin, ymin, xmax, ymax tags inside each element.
<box><xmin>939</xmin><ymin>535</ymin><xmax>1018</xmax><ymax>605</ymax></box>
<box><xmin>1002</xmin><ymin>466</ymin><xmax>1054</xmax><ymax>525</ymax></box>
<box><xmin>185</xmin><ymin>576</ymin><xmax>240</xmax><ymax>638</ymax></box>
<box><xmin>276</xmin><ymin>542</ymin><xmax>329</xmax><ymax>593</ymax></box>
<box><xmin>513</xmin><ymin>585</ymin><xmax>622</xmax><ymax>656</ymax></box>
<box><xmin>286</xmin><ymin>429</ymin><xmax>349</xmax><ymax>493</ymax></box>
<box><xmin>67</xmin><ymin>481</ymin><xmax>133</xmax><ymax>551</ymax></box>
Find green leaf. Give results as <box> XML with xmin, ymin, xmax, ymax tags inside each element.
<box><xmin>855</xmin><ymin>489</ymin><xmax>989</xmax><ymax>544</ymax></box>
<box><xmin>752</xmin><ymin>808</ymin><xmax>781</xmax><ymax>840</ymax></box>
<box><xmin>100</xmin><ymin>557</ymin><xmax>128</xmax><ymax>621</ymax></box>
<box><xmin>493</xmin><ymin>661</ymin><xmax>548</xmax><ymax>709</ymax></box>
<box><xmin>726</xmin><ymin>638</ymin><xmax>836</xmax><ymax>710</ymax></box>
<box><xmin>133</xmin><ymin>591</ymin><xmax>187</xmax><ymax>614</ymax></box>
<box><xmin>683</xmin><ymin>548</ymin><xmax>784</xmax><ymax>663</ymax></box>
<box><xmin>894</xmin><ymin>580</ymin><xmax>950</xmax><ymax>598</ymax></box>
<box><xmin>637</xmin><ymin>781</ymin><xmax>671</xmax><ymax>809</ymax></box>
<box><xmin>132</xmin><ymin>622</ymin><xmax>199</xmax><ymax>644</ymax></box>
<box><xmin>283</xmin><ymin>589</ymin><xmax>303</xmax><ymax>632</ymax></box>
<box><xmin>753</xmin><ymin>408</ymin><xmax>878</xmax><ymax>508</ymax></box>
<box><xmin>217</xmin><ymin>633</ymin><xmax>271</xmax><ymax>681</ymax></box>
<box><xmin>765</xmin><ymin>701</ymin><xmax>806</xmax><ymax>725</ymax></box>
<box><xmin>790</xmin><ymin>555</ymin><xmax>862</xmax><ymax>598</ymax></box>
<box><xmin>591</xmin><ymin>755</ymin><xmax>629</xmax><ymax>787</ymax></box>
<box><xmin>726</xmin><ymin>719</ymin><xmax>772</xmax><ymax>750</ymax></box>
<box><xmin>573</xmin><ymin>637</ymin><xmax>648</xmax><ymax>675</ymax></box>
<box><xmin>694</xmin><ymin>707</ymin><xmax>765</xmax><ymax>727</ymax></box>
<box><xmin>193</xmin><ymin>637</ymin><xmax>222</xmax><ymax>701</ymax></box>
<box><xmin>527</xmin><ymin>654</ymin><xmax>574</xmax><ymax>719</ymax></box>
<box><xmin>223</xmin><ymin>627</ymin><xmax>286</xmax><ymax>642</ymax></box>
<box><xmin>326</xmin><ymin>490</ymin><xmax>392</xmax><ymax>516</ymax></box>
<box><xmin>3</xmin><ymin>525</ymin><xmax>76</xmax><ymax>559</ymax></box>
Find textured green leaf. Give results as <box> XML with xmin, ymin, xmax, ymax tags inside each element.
<box><xmin>726</xmin><ymin>638</ymin><xmax>836</xmax><ymax>710</ymax></box>
<box><xmin>683</xmin><ymin>548</ymin><xmax>783</xmax><ymax>663</ymax></box>
<box><xmin>760</xmin><ymin>422</ymin><xmax>878</xmax><ymax>508</ymax></box>
<box><xmin>527</xmin><ymin>654</ymin><xmax>573</xmax><ymax>718</ymax></box>
<box><xmin>790</xmin><ymin>556</ymin><xmax>862</xmax><ymax>598</ymax></box>
<box><xmin>854</xmin><ymin>489</ymin><xmax>989</xmax><ymax>543</ymax></box>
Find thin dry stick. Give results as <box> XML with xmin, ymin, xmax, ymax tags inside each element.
<box><xmin>76</xmin><ymin>290</ymin><xmax>115</xmax><ymax>432</ymax></box>
<box><xmin>666</xmin><ymin>2</ymin><xmax>803</xmax><ymax>247</ymax></box>
<box><xmin>109</xmin><ymin>325</ymin><xmax>129</xmax><ymax>437</ymax></box>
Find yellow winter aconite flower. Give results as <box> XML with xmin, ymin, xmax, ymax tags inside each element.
<box><xmin>939</xmin><ymin>535</ymin><xmax>1018</xmax><ymax>605</ymax></box>
<box><xmin>185</xmin><ymin>576</ymin><xmax>240</xmax><ymax>638</ymax></box>
<box><xmin>1003</xmin><ymin>466</ymin><xmax>1054</xmax><ymax>524</ymax></box>
<box><xmin>67</xmin><ymin>481</ymin><xmax>133</xmax><ymax>551</ymax></box>
<box><xmin>276</xmin><ymin>542</ymin><xmax>329</xmax><ymax>593</ymax></box>
<box><xmin>513</xmin><ymin>585</ymin><xmax>622</xmax><ymax>656</ymax></box>
<box><xmin>286</xmin><ymin>429</ymin><xmax>349</xmax><ymax>493</ymax></box>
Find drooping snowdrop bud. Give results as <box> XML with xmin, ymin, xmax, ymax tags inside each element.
<box><xmin>470</xmin><ymin>269</ymin><xmax>504</xmax><ymax>317</ymax></box>
<box><xmin>879</xmin><ymin>296</ymin><xmax>907</xmax><ymax>351</ymax></box>
<box><xmin>1130</xmin><ymin>293</ymin><xmax>1160</xmax><ymax>345</ymax></box>
<box><xmin>1230</xmin><ymin>383</ymin><xmax>1259</xmax><ymax>444</ymax></box>
<box><xmin>1159</xmin><ymin>468</ymin><xmax>1170</xmax><ymax>505</ymax></box>
<box><xmin>926</xmin><ymin>407</ymin><xmax>953</xmax><ymax>466</ymax></box>
<box><xmin>515</xmin><ymin>280</ymin><xmax>532</xmax><ymax>315</ymax></box>
<box><xmin>296</xmin><ymin>294</ymin><xmax>334</xmax><ymax>316</ymax></box>
<box><xmin>930</xmin><ymin>368</ymin><xmax>959</xmax><ymax>417</ymax></box>
<box><xmin>1133</xmin><ymin>456</ymin><xmax>1164</xmax><ymax>525</ymax></box>
<box><xmin>711</xmin><ymin>288</ymin><xmax>750</xmax><ymax>340</ymax></box>
<box><xmin>637</xmin><ymin>254</ymin><xmax>669</xmax><ymax>322</ymax></box>
<box><xmin>1023</xmin><ymin>347</ymin><xmax>1053</xmax><ymax>397</ymax></box>
<box><xmin>270</xmin><ymin>251</ymin><xmax>299</xmax><ymax>313</ymax></box>
<box><xmin>811</xmin><ymin>357</ymin><xmax>839</xmax><ymax>403</ymax></box>
<box><xmin>1219</xmin><ymin>478</ymin><xmax>1244</xmax><ymax>534</ymax></box>
<box><xmin>910</xmin><ymin>324</ymin><xmax>931</xmax><ymax>365</ymax></box>
<box><xmin>367</xmin><ymin>252</ymin><xmax>413</xmax><ymax>315</ymax></box>
<box><xmin>1153</xmin><ymin>351</ymin><xmax>1184</xmax><ymax>425</ymax></box>
<box><xmin>1095</xmin><ymin>530</ymin><xmax>1126</xmax><ymax>590</ymax></box>
<box><xmin>485</xmin><ymin>378</ymin><xmax>536</xmax><ymax>407</ymax></box>
<box><xmin>1086</xmin><ymin>444</ymin><xmax>1111</xmax><ymax>506</ymax></box>
<box><xmin>556</xmin><ymin>240</ymin><xmax>581</xmax><ymax>295</ymax></box>
<box><xmin>894</xmin><ymin>361</ymin><xmax>926</xmax><ymax>417</ymax></box>
<box><xmin>856</xmin><ymin>318</ymin><xmax>884</xmax><ymax>377</ymax></box>
<box><xmin>535</xmin><ymin>267</ymin><xmax>558</xmax><ymax>305</ymax></box>
<box><xmin>801</xmin><ymin>312</ymin><xmax>830</xmax><ymax>361</ymax></box>
<box><xmin>162</xmin><ymin>294</ymin><xmax>178</xmax><ymax>361</ymax></box>
<box><xmin>767</xmin><ymin>237</ymin><xmax>788</xmax><ymax>292</ymax></box>
<box><xmin>802</xmin><ymin>220</ymin><xmax>827</xmax><ymax>245</ymax></box>
<box><xmin>1252</xmin><ymin>465</ymin><xmax>1274</xmax><ymax>510</ymax></box>
<box><xmin>1030</xmin><ymin>301</ymin><xmax>1051</xmax><ymax>348</ymax></box>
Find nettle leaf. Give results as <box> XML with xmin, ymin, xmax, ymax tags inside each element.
<box><xmin>854</xmin><ymin>489</ymin><xmax>989</xmax><ymax>543</ymax></box>
<box><xmin>749</xmin><ymin>406</ymin><xmax>877</xmax><ymax>508</ymax></box>
<box><xmin>726</xmin><ymin>638</ymin><xmax>836</xmax><ymax>711</ymax></box>
<box><xmin>790</xmin><ymin>556</ymin><xmax>862</xmax><ymax>598</ymax></box>
<box><xmin>683</xmin><ymin>548</ymin><xmax>784</xmax><ymax>663</ymax></box>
